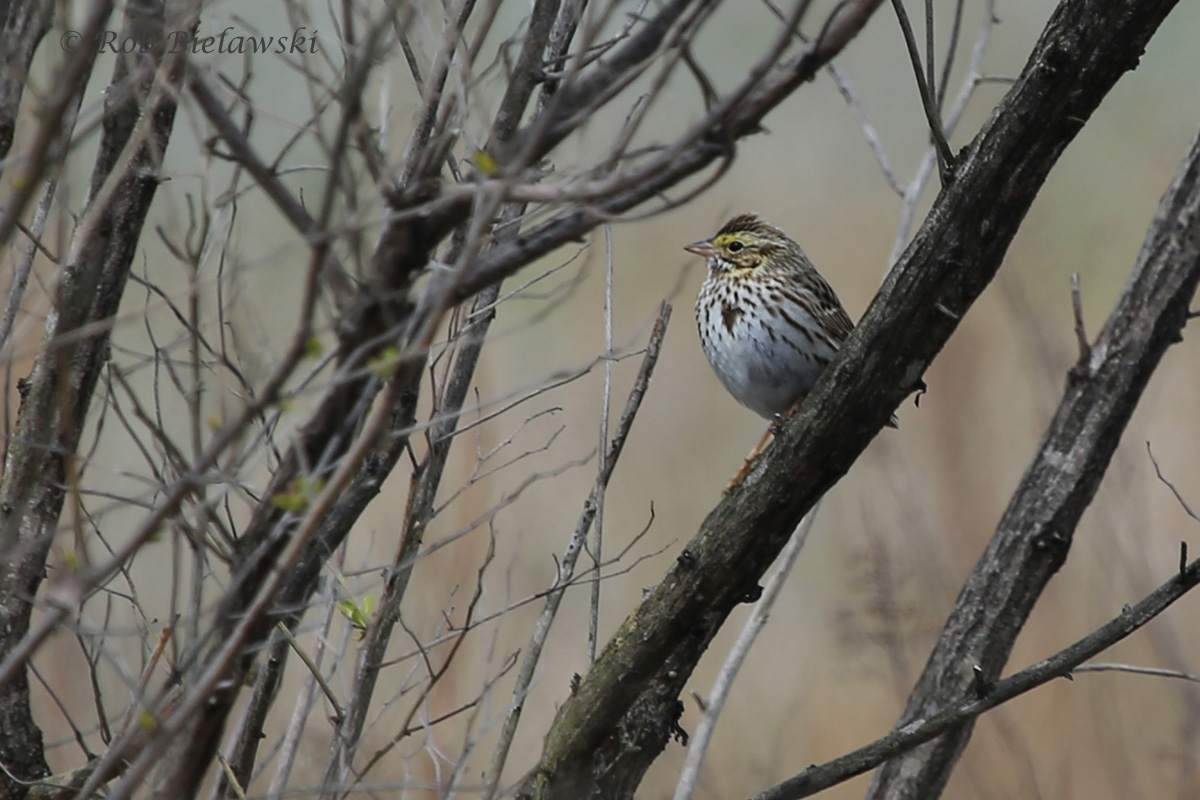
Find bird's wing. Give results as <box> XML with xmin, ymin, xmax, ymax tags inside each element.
<box><xmin>808</xmin><ymin>272</ymin><xmax>857</xmax><ymax>344</ymax></box>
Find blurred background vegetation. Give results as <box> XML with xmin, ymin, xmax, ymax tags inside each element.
<box><xmin>5</xmin><ymin>0</ymin><xmax>1199</xmax><ymax>797</ymax></box>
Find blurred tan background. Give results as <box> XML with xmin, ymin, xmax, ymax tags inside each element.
<box><xmin>7</xmin><ymin>0</ymin><xmax>1200</xmax><ymax>798</ymax></box>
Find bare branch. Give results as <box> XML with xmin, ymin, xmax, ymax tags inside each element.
<box><xmin>936</xmin><ymin>0</ymin><xmax>967</xmax><ymax>111</ymax></box>
<box><xmin>754</xmin><ymin>555</ymin><xmax>1200</xmax><ymax>800</ymax></box>
<box><xmin>0</xmin><ymin>177</ymin><xmax>59</xmax><ymax>355</ymax></box>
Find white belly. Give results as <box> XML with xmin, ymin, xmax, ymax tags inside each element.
<box><xmin>696</xmin><ymin>282</ymin><xmax>836</xmax><ymax>419</ymax></box>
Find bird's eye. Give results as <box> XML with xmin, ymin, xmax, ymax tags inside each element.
<box><xmin>728</xmin><ymin>241</ymin><xmax>744</xmax><ymax>253</ymax></box>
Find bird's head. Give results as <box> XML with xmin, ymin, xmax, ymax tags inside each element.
<box><xmin>684</xmin><ymin>213</ymin><xmax>792</xmax><ymax>274</ymax></box>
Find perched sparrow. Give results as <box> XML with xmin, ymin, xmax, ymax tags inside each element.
<box><xmin>687</xmin><ymin>213</ymin><xmax>897</xmax><ymax>480</ymax></box>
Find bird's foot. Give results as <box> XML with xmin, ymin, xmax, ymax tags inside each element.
<box><xmin>726</xmin><ymin>398</ymin><xmax>807</xmax><ymax>492</ymax></box>
<box><xmin>725</xmin><ymin>426</ymin><xmax>775</xmax><ymax>492</ymax></box>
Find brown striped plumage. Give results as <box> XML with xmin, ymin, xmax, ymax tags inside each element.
<box><xmin>687</xmin><ymin>213</ymin><xmax>896</xmax><ymax>426</ymax></box>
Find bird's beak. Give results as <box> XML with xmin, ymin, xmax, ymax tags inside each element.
<box><xmin>684</xmin><ymin>239</ymin><xmax>716</xmax><ymax>258</ymax></box>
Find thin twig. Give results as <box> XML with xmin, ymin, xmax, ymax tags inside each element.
<box><xmin>96</xmin><ymin>378</ymin><xmax>409</xmax><ymax>800</ymax></box>
<box><xmin>588</xmin><ymin>222</ymin><xmax>616</xmax><ymax>665</ymax></box>
<box><xmin>888</xmin><ymin>0</ymin><xmax>955</xmax><ymax>182</ymax></box>
<box><xmin>937</xmin><ymin>0</ymin><xmax>966</xmax><ymax>111</ymax></box>
<box><xmin>0</xmin><ymin>175</ymin><xmax>59</xmax><ymax>356</ymax></box>
<box><xmin>397</xmin><ymin>0</ymin><xmax>476</xmax><ymax>186</ymax></box>
<box><xmin>1071</xmin><ymin>273</ymin><xmax>1090</xmax><ymax>363</ymax></box>
<box><xmin>349</xmin><ymin>533</ymin><xmax>496</xmax><ymax>789</ymax></box>
<box><xmin>215</xmin><ymin>757</ymin><xmax>247</xmax><ymax>800</ymax></box>
<box><xmin>827</xmin><ymin>62</ymin><xmax>903</xmax><ymax>194</ymax></box>
<box><xmin>1073</xmin><ymin>662</ymin><xmax>1200</xmax><ymax>684</ymax></box>
<box><xmin>1146</xmin><ymin>442</ymin><xmax>1200</xmax><ymax>524</ymax></box>
<box><xmin>274</xmin><ymin>622</ymin><xmax>344</xmax><ymax>722</ymax></box>
<box><xmin>924</xmin><ymin>0</ymin><xmax>936</xmax><ymax>119</ymax></box>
